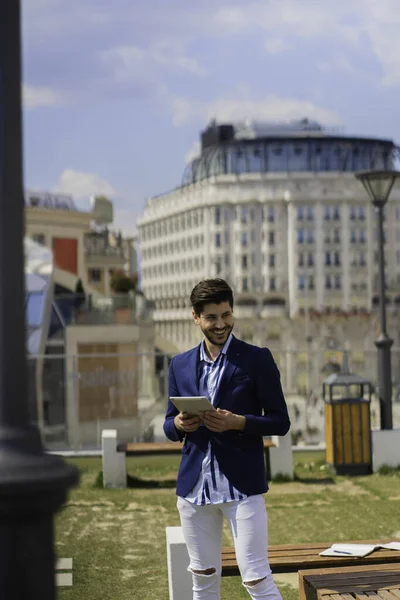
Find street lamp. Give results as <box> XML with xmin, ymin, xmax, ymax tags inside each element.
<box><xmin>0</xmin><ymin>1</ymin><xmax>79</xmax><ymax>598</ymax></box>
<box><xmin>355</xmin><ymin>169</ymin><xmax>400</xmax><ymax>430</ymax></box>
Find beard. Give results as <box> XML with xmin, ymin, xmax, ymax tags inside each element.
<box><xmin>202</xmin><ymin>323</ymin><xmax>234</xmax><ymax>347</ymax></box>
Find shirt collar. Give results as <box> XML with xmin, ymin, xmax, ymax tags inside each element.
<box><xmin>200</xmin><ymin>332</ymin><xmax>233</xmax><ymax>363</ymax></box>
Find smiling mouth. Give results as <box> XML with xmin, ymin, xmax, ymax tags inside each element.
<box><xmin>213</xmin><ymin>330</ymin><xmax>227</xmax><ymax>335</ymax></box>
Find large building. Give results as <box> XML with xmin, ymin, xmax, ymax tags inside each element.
<box><xmin>137</xmin><ymin>120</ymin><xmax>400</xmax><ymax>368</ymax></box>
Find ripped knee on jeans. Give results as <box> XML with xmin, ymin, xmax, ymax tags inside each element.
<box><xmin>244</xmin><ymin>576</ymin><xmax>266</xmax><ymax>587</ymax></box>
<box><xmin>191</xmin><ymin>567</ymin><xmax>217</xmax><ymax>576</ymax></box>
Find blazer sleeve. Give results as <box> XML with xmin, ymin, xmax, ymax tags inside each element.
<box><xmin>242</xmin><ymin>348</ymin><xmax>291</xmax><ymax>437</ymax></box>
<box><xmin>163</xmin><ymin>357</ymin><xmax>185</xmax><ymax>442</ymax></box>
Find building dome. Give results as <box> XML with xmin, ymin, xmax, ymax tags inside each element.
<box><xmin>182</xmin><ymin>120</ymin><xmax>398</xmax><ymax>186</ymax></box>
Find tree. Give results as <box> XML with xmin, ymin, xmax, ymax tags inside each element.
<box><xmin>110</xmin><ymin>270</ymin><xmax>137</xmax><ymax>293</ymax></box>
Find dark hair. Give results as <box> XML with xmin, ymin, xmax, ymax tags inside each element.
<box><xmin>190</xmin><ymin>279</ymin><xmax>234</xmax><ymax>316</ymax></box>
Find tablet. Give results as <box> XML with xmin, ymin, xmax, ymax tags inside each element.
<box><xmin>169</xmin><ymin>396</ymin><xmax>216</xmax><ymax>416</ymax></box>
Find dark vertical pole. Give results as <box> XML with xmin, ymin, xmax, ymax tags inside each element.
<box><xmin>374</xmin><ymin>204</ymin><xmax>393</xmax><ymax>430</ymax></box>
<box><xmin>0</xmin><ymin>1</ymin><xmax>79</xmax><ymax>598</ymax></box>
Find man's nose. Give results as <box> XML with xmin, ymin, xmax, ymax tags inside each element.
<box><xmin>215</xmin><ymin>317</ymin><xmax>225</xmax><ymax>328</ymax></box>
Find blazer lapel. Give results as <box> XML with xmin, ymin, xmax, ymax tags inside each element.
<box><xmin>188</xmin><ymin>345</ymin><xmax>200</xmax><ymax>395</ymax></box>
<box><xmin>213</xmin><ymin>336</ymin><xmax>239</xmax><ymax>408</ymax></box>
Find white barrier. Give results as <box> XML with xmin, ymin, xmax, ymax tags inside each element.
<box><xmin>372</xmin><ymin>429</ymin><xmax>400</xmax><ymax>472</ymax></box>
<box><xmin>269</xmin><ymin>432</ymin><xmax>294</xmax><ymax>480</ymax></box>
<box><xmin>166</xmin><ymin>526</ymin><xmax>192</xmax><ymax>600</ymax></box>
<box><xmin>101</xmin><ymin>429</ymin><xmax>127</xmax><ymax>488</ymax></box>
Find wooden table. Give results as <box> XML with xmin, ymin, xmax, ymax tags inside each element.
<box><xmin>299</xmin><ymin>562</ymin><xmax>400</xmax><ymax>600</ymax></box>
<box><xmin>221</xmin><ymin>541</ymin><xmax>400</xmax><ymax>577</ymax></box>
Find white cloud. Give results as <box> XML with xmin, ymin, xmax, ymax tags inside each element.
<box><xmin>264</xmin><ymin>38</ymin><xmax>292</xmax><ymax>54</ymax></box>
<box><xmin>211</xmin><ymin>0</ymin><xmax>400</xmax><ymax>86</ymax></box>
<box><xmin>185</xmin><ymin>141</ymin><xmax>201</xmax><ymax>164</ymax></box>
<box><xmin>52</xmin><ymin>169</ymin><xmax>117</xmax><ymax>199</ymax></box>
<box><xmin>101</xmin><ymin>41</ymin><xmax>206</xmax><ymax>86</ymax></box>
<box><xmin>23</xmin><ymin>84</ymin><xmax>61</xmax><ymax>108</ymax></box>
<box><xmin>317</xmin><ymin>55</ymin><xmax>354</xmax><ymax>74</ymax></box>
<box><xmin>170</xmin><ymin>93</ymin><xmax>342</xmax><ymax>128</ymax></box>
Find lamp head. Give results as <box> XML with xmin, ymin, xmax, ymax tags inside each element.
<box><xmin>355</xmin><ymin>170</ymin><xmax>400</xmax><ymax>207</ymax></box>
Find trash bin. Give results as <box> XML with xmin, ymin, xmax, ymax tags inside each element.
<box><xmin>323</xmin><ymin>353</ymin><xmax>372</xmax><ymax>475</ymax></box>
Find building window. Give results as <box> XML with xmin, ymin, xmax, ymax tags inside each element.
<box><xmin>359</xmin><ymin>229</ymin><xmax>366</xmax><ymax>243</ymax></box>
<box><xmin>309</xmin><ymin>276</ymin><xmax>315</xmax><ymax>290</ymax></box>
<box><xmin>88</xmin><ymin>268</ymin><xmax>101</xmax><ymax>284</ymax></box>
<box><xmin>241</xmin><ymin>232</ymin><xmax>248</xmax><ymax>247</ymax></box>
<box><xmin>325</xmin><ymin>275</ymin><xmax>332</xmax><ymax>289</ymax></box>
<box><xmin>297</xmin><ymin>206</ymin><xmax>304</xmax><ymax>221</ymax></box>
<box><xmin>242</xmin><ymin>277</ymin><xmax>248</xmax><ymax>292</ymax></box>
<box><xmin>269</xmin><ymin>254</ymin><xmax>275</xmax><ymax>268</ymax></box>
<box><xmin>215</xmin><ymin>233</ymin><xmax>221</xmax><ymax>248</ymax></box>
<box><xmin>334</xmin><ymin>229</ymin><xmax>340</xmax><ymax>244</ymax></box>
<box><xmin>270</xmin><ymin>277</ymin><xmax>276</xmax><ymax>291</ymax></box>
<box><xmin>268</xmin><ymin>206</ymin><xmax>275</xmax><ymax>222</ymax></box>
<box><xmin>351</xmin><ymin>230</ymin><xmax>357</xmax><ymax>244</ymax></box>
<box><xmin>359</xmin><ymin>206</ymin><xmax>365</xmax><ymax>220</ymax></box>
<box><xmin>334</xmin><ymin>252</ymin><xmax>340</xmax><ymax>266</ymax></box>
<box><xmin>242</xmin><ymin>255</ymin><xmax>248</xmax><ymax>269</ymax></box>
<box><xmin>32</xmin><ymin>233</ymin><xmax>46</xmax><ymax>245</ymax></box>
<box><xmin>360</xmin><ymin>251</ymin><xmax>366</xmax><ymax>266</ymax></box>
<box><xmin>297</xmin><ymin>229</ymin><xmax>304</xmax><ymax>244</ymax></box>
<box><xmin>241</xmin><ymin>207</ymin><xmax>249</xmax><ymax>224</ymax></box>
<box><xmin>308</xmin><ymin>253</ymin><xmax>314</xmax><ymax>267</ymax></box>
<box><xmin>333</xmin><ymin>206</ymin><xmax>340</xmax><ymax>220</ymax></box>
<box><xmin>251</xmin><ymin>252</ymin><xmax>256</xmax><ymax>266</ymax></box>
<box><xmin>307</xmin><ymin>206</ymin><xmax>314</xmax><ymax>220</ymax></box>
<box><xmin>334</xmin><ymin>275</ymin><xmax>341</xmax><ymax>289</ymax></box>
<box><xmin>251</xmin><ymin>229</ymin><xmax>256</xmax><ymax>243</ymax></box>
<box><xmin>215</xmin><ymin>207</ymin><xmax>221</xmax><ymax>225</ymax></box>
<box><xmin>298</xmin><ymin>275</ymin><xmax>305</xmax><ymax>290</ymax></box>
<box><xmin>324</xmin><ymin>206</ymin><xmax>330</xmax><ymax>221</ymax></box>
<box><xmin>325</xmin><ymin>252</ymin><xmax>331</xmax><ymax>266</ymax></box>
<box><xmin>298</xmin><ymin>252</ymin><xmax>304</xmax><ymax>267</ymax></box>
<box><xmin>268</xmin><ymin>231</ymin><xmax>275</xmax><ymax>246</ymax></box>
<box><xmin>307</xmin><ymin>230</ymin><xmax>314</xmax><ymax>244</ymax></box>
<box><xmin>224</xmin><ymin>230</ymin><xmax>230</xmax><ymax>244</ymax></box>
<box><xmin>350</xmin><ymin>206</ymin><xmax>357</xmax><ymax>220</ymax></box>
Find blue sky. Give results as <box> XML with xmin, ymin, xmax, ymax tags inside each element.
<box><xmin>22</xmin><ymin>0</ymin><xmax>400</xmax><ymax>234</ymax></box>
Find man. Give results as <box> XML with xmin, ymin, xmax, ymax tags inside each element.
<box><xmin>164</xmin><ymin>278</ymin><xmax>290</xmax><ymax>600</ymax></box>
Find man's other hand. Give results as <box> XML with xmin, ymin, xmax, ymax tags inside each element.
<box><xmin>201</xmin><ymin>409</ymin><xmax>245</xmax><ymax>432</ymax></box>
<box><xmin>174</xmin><ymin>412</ymin><xmax>202</xmax><ymax>433</ymax></box>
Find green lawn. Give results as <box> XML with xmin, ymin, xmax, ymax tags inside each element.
<box><xmin>56</xmin><ymin>453</ymin><xmax>400</xmax><ymax>600</ymax></box>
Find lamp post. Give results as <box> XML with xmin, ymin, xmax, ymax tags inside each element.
<box><xmin>355</xmin><ymin>169</ymin><xmax>400</xmax><ymax>430</ymax></box>
<box><xmin>0</xmin><ymin>2</ymin><xmax>79</xmax><ymax>598</ymax></box>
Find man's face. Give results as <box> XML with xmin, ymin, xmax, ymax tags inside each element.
<box><xmin>192</xmin><ymin>301</ymin><xmax>234</xmax><ymax>347</ymax></box>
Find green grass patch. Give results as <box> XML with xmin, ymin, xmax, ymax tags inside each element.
<box><xmin>56</xmin><ymin>454</ymin><xmax>400</xmax><ymax>600</ymax></box>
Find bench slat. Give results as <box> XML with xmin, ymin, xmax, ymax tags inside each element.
<box><xmin>118</xmin><ymin>439</ymin><xmax>276</xmax><ymax>456</ymax></box>
<box><xmin>222</xmin><ymin>542</ymin><xmax>400</xmax><ymax>577</ymax></box>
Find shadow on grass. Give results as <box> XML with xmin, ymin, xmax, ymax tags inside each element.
<box><xmin>127</xmin><ymin>475</ymin><xmax>177</xmax><ymax>489</ymax></box>
<box><xmin>293</xmin><ymin>475</ymin><xmax>336</xmax><ymax>485</ymax></box>
<box><xmin>94</xmin><ymin>471</ymin><xmax>176</xmax><ymax>489</ymax></box>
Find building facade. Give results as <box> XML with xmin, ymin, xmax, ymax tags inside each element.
<box><xmin>137</xmin><ymin>120</ymin><xmax>400</xmax><ymax>363</ymax></box>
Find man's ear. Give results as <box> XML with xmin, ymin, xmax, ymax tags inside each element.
<box><xmin>192</xmin><ymin>309</ymin><xmax>200</xmax><ymax>325</ymax></box>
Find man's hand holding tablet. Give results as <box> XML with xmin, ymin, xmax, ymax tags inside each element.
<box><xmin>170</xmin><ymin>396</ymin><xmax>215</xmax><ymax>434</ymax></box>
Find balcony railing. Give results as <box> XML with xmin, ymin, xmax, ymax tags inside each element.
<box><xmin>53</xmin><ymin>293</ymin><xmax>154</xmax><ymax>326</ymax></box>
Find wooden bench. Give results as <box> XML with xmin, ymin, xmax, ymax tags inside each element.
<box><xmin>221</xmin><ymin>541</ymin><xmax>400</xmax><ymax>577</ymax></box>
<box><xmin>117</xmin><ymin>438</ymin><xmax>276</xmax><ymax>480</ymax></box>
<box><xmin>298</xmin><ymin>562</ymin><xmax>400</xmax><ymax>600</ymax></box>
<box><xmin>102</xmin><ymin>429</ymin><xmax>287</xmax><ymax>488</ymax></box>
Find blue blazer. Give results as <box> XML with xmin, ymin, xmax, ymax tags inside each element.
<box><xmin>163</xmin><ymin>336</ymin><xmax>290</xmax><ymax>497</ymax></box>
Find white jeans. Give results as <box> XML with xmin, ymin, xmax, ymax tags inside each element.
<box><xmin>177</xmin><ymin>495</ymin><xmax>283</xmax><ymax>600</ymax></box>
